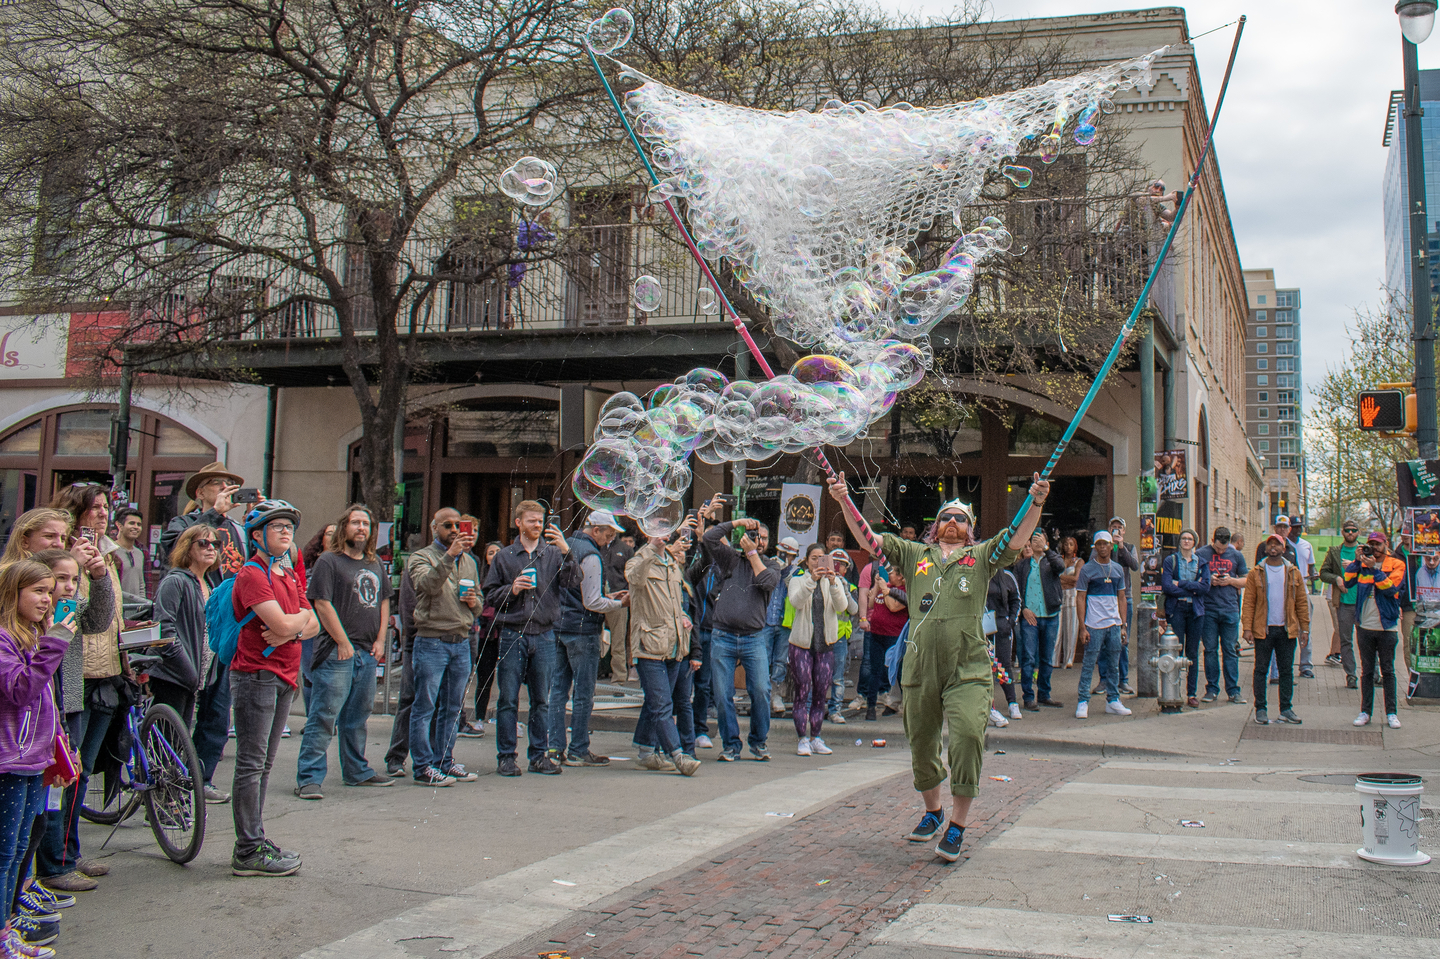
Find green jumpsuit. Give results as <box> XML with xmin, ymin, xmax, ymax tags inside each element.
<box><xmin>883</xmin><ymin>530</ymin><xmax>1018</xmax><ymax>797</ymax></box>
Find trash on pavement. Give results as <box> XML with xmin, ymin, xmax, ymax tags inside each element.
<box><xmin>1108</xmin><ymin>915</ymin><xmax>1153</xmax><ymax>923</ymax></box>
<box><xmin>990</xmin><ymin>775</ymin><xmax>1012</xmax><ymax>782</ymax></box>
<box><xmin>552</xmin><ymin>879</ymin><xmax>576</xmax><ymax>886</ymax></box>
<box><xmin>1180</xmin><ymin>820</ymin><xmax>1205</xmax><ymax>828</ymax></box>
<box><xmin>993</xmin><ymin>749</ymin><xmax>1006</xmax><ymax>755</ymax></box>
<box><xmin>817</xmin><ymin>879</ymin><xmax>831</xmax><ymax>885</ymax></box>
<box><xmin>872</xmin><ymin>739</ymin><xmax>887</xmax><ymax>747</ymax></box>
<box><xmin>766</xmin><ymin>812</ymin><xmax>795</xmax><ymax>817</ymax></box>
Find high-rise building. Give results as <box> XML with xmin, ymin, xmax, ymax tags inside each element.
<box><xmin>1383</xmin><ymin>70</ymin><xmax>1440</xmax><ymax>304</ymax></box>
<box><xmin>1242</xmin><ymin>269</ymin><xmax>1304</xmax><ymax>520</ymax></box>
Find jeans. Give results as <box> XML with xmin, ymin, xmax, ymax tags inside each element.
<box><xmin>1119</xmin><ymin>596</ymin><xmax>1133</xmax><ymax>685</ymax></box>
<box><xmin>763</xmin><ymin>624</ymin><xmax>791</xmax><ymax>695</ymax></box>
<box><xmin>194</xmin><ymin>662</ymin><xmax>232</xmax><ymax>785</ymax></box>
<box><xmin>1170</xmin><ymin>603</ymin><xmax>1213</xmax><ymax>697</ymax></box>
<box><xmin>1357</xmin><ymin>628</ymin><xmax>1399</xmax><ymax>716</ymax></box>
<box><xmin>1336</xmin><ymin>604</ymin><xmax>1358</xmax><ymax>679</ymax></box>
<box><xmin>472</xmin><ymin>627</ymin><xmax>500</xmax><ymax>722</ymax></box>
<box><xmin>548</xmin><ymin>630</ymin><xmax>601</xmax><ymax>758</ymax></box>
<box><xmin>1203</xmin><ymin>607</ymin><xmax>1243</xmax><ymax>697</ymax></box>
<box><xmin>297</xmin><ymin>648</ymin><xmax>380</xmax><ymax>786</ymax></box>
<box><xmin>496</xmin><ymin>628</ymin><xmax>557</xmax><ymax>763</ymax></box>
<box><xmin>1079</xmin><ymin>625</ymin><xmax>1122</xmax><ymax>703</ymax></box>
<box><xmin>827</xmin><ymin>634</ymin><xmax>848</xmax><ymax>715</ymax></box>
<box><xmin>409</xmin><ymin>636</ymin><xmax>472</xmax><ymax>773</ymax></box>
<box><xmin>691</xmin><ymin>629</ymin><xmax>713</xmax><ymax>736</ymax></box>
<box><xmin>1017</xmin><ymin>614</ymin><xmax>1058</xmax><ymax>702</ymax></box>
<box><xmin>856</xmin><ymin>630</ymin><xmax>873</xmax><ymax>699</ymax></box>
<box><xmin>38</xmin><ymin>696</ymin><xmax>118</xmax><ymax>879</ymax></box>
<box><xmin>0</xmin><ymin>774</ymin><xmax>45</xmax><ymax>916</ymax></box>
<box><xmin>709</xmin><ymin>627</ymin><xmax>770</xmax><ymax>756</ymax></box>
<box><xmin>299</xmin><ymin>637</ymin><xmax>315</xmax><ymax>715</ymax></box>
<box><xmin>864</xmin><ymin>632</ymin><xmax>899</xmax><ymax>707</ymax></box>
<box><xmin>385</xmin><ymin>634</ymin><xmax>416</xmax><ymax>769</ymax></box>
<box><xmin>634</xmin><ymin>658</ymin><xmax>690</xmax><ymax>756</ymax></box>
<box><xmin>230</xmin><ymin>669</ymin><xmax>296</xmax><ymax>859</ymax></box>
<box><xmin>1253</xmin><ymin>626</ymin><xmax>1296</xmax><ymax>713</ymax></box>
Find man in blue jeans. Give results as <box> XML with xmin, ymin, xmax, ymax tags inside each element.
<box><xmin>296</xmin><ymin>505</ymin><xmax>395</xmax><ymax>795</ymax></box>
<box><xmin>1075</xmin><ymin>531</ymin><xmax>1131</xmax><ymax>719</ymax></box>
<box><xmin>550</xmin><ymin>510</ymin><xmax>629</xmax><ymax>767</ymax></box>
<box><xmin>482</xmin><ymin>499</ymin><xmax>581</xmax><ymax>777</ymax></box>
<box><xmin>407</xmin><ymin>507</ymin><xmax>482</xmax><ymax>786</ymax></box>
<box><xmin>1011</xmin><ymin>531</ymin><xmax>1066</xmax><ymax>711</ymax></box>
<box><xmin>702</xmin><ymin>517</ymin><xmax>781</xmax><ymax>761</ymax></box>
<box><xmin>1197</xmin><ymin>526</ymin><xmax>1249</xmax><ymax>704</ymax></box>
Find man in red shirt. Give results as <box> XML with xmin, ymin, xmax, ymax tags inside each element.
<box><xmin>230</xmin><ymin>500</ymin><xmax>319</xmax><ymax>877</ymax></box>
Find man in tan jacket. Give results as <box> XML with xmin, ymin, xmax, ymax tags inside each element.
<box><xmin>1241</xmin><ymin>533</ymin><xmax>1309</xmax><ymax>726</ymax></box>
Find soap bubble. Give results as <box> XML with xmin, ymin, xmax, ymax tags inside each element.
<box><xmin>634</xmin><ymin>275</ymin><xmax>663</xmax><ymax>312</ymax></box>
<box><xmin>791</xmin><ymin>354</ymin><xmax>857</xmax><ymax>386</ymax></box>
<box><xmin>498</xmin><ymin>157</ymin><xmax>558</xmax><ymax>206</ymax></box>
<box><xmin>585</xmin><ymin>8</ymin><xmax>635</xmax><ymax>55</ymax></box>
<box><xmin>696</xmin><ymin>285</ymin><xmax>719</xmax><ymax>313</ymax></box>
<box><xmin>1002</xmin><ymin>165</ymin><xmax>1033</xmax><ymax>188</ymax></box>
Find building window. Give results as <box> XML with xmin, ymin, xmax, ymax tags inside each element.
<box><xmin>1276</xmin><ymin>325</ymin><xmax>1293</xmax><ymax>339</ymax></box>
<box><xmin>1256</xmin><ymin>343</ymin><xmax>1268</xmax><ymax>354</ymax></box>
<box><xmin>1257</xmin><ymin>359</ymin><xmax>1268</xmax><ymax>370</ymax></box>
<box><xmin>1258</xmin><ymin>392</ymin><xmax>1269</xmax><ymax>402</ymax></box>
<box><xmin>1278</xmin><ymin>407</ymin><xmax>1295</xmax><ymax>420</ymax></box>
<box><xmin>1258</xmin><ymin>296</ymin><xmax>1267</xmax><ymax>304</ymax></box>
<box><xmin>1257</xmin><ymin>375</ymin><xmax>1269</xmax><ymax>386</ymax></box>
<box><xmin>1276</xmin><ymin>342</ymin><xmax>1293</xmax><ymax>355</ymax></box>
<box><xmin>1279</xmin><ymin>440</ymin><xmax>1296</xmax><ymax>453</ymax></box>
<box><xmin>1277</xmin><ymin>375</ymin><xmax>1294</xmax><ymax>387</ymax></box>
<box><xmin>1277</xmin><ymin>390</ymin><xmax>1294</xmax><ymax>403</ymax></box>
<box><xmin>1276</xmin><ymin>359</ymin><xmax>1291</xmax><ymax>371</ymax></box>
<box><xmin>1277</xmin><ymin>292</ymin><xmax>1296</xmax><ymax>307</ymax></box>
<box><xmin>1256</xmin><ymin>326</ymin><xmax>1268</xmax><ymax>337</ymax></box>
<box><xmin>1258</xmin><ymin>408</ymin><xmax>1269</xmax><ymax>419</ymax></box>
<box><xmin>1279</xmin><ymin>424</ymin><xmax>1295</xmax><ymax>436</ymax></box>
<box><xmin>1259</xmin><ymin>441</ymin><xmax>1270</xmax><ymax>451</ymax></box>
<box><xmin>1258</xmin><ymin>424</ymin><xmax>1270</xmax><ymax>435</ymax></box>
<box><xmin>1280</xmin><ymin>456</ymin><xmax>1296</xmax><ymax>468</ymax></box>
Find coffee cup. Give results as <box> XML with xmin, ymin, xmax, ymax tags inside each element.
<box><xmin>458</xmin><ymin>578</ymin><xmax>474</xmax><ymax>597</ymax></box>
<box><xmin>520</xmin><ymin>568</ymin><xmax>538</xmax><ymax>588</ymax></box>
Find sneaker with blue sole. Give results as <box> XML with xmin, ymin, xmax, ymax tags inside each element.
<box><xmin>22</xmin><ymin>886</ymin><xmax>74</xmax><ymax>910</ymax></box>
<box><xmin>907</xmin><ymin>810</ymin><xmax>944</xmax><ymax>842</ymax></box>
<box><xmin>935</xmin><ymin>822</ymin><xmax>966</xmax><ymax>862</ymax></box>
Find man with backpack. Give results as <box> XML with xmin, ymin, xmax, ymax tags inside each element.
<box><xmin>222</xmin><ymin>499</ymin><xmax>318</xmax><ymax>876</ymax></box>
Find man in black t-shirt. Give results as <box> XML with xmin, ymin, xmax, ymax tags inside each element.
<box><xmin>295</xmin><ymin>505</ymin><xmax>395</xmax><ymax>796</ymax></box>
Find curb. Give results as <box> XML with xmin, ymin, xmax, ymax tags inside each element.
<box><xmin>983</xmin><ymin>731</ymin><xmax>1190</xmax><ymax>759</ymax></box>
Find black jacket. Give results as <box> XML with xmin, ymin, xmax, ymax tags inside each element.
<box><xmin>151</xmin><ymin>567</ymin><xmax>205</xmax><ymax>691</ymax></box>
<box><xmin>161</xmin><ymin>508</ymin><xmax>246</xmax><ymax>585</ymax></box>
<box><xmin>482</xmin><ymin>539</ymin><xmax>581</xmax><ymax>634</ymax></box>
<box><xmin>701</xmin><ymin>522</ymin><xmax>781</xmax><ymax>635</ymax></box>
<box><xmin>1010</xmin><ymin>549</ymin><xmax>1066</xmax><ymax>616</ymax></box>
<box><xmin>985</xmin><ymin>569</ymin><xmax>1021</xmax><ymax>641</ymax></box>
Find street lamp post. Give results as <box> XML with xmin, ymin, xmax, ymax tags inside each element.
<box><xmin>1400</xmin><ymin>0</ymin><xmax>1440</xmax><ymax>459</ymax></box>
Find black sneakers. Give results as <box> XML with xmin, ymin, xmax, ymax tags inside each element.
<box><xmin>907</xmin><ymin>810</ymin><xmax>944</xmax><ymax>842</ymax></box>
<box><xmin>497</xmin><ymin>757</ymin><xmax>522</xmax><ymax>777</ymax></box>
<box><xmin>936</xmin><ymin>823</ymin><xmax>966</xmax><ymax>862</ymax></box>
<box><xmin>529</xmin><ymin>755</ymin><xmax>563</xmax><ymax>775</ymax></box>
<box><xmin>232</xmin><ymin>845</ymin><xmax>301</xmax><ymax>877</ymax></box>
<box><xmin>1254</xmin><ymin>708</ymin><xmax>1269</xmax><ymax>725</ymax></box>
<box><xmin>563</xmin><ymin>750</ymin><xmax>611</xmax><ymax>767</ymax></box>
<box><xmin>413</xmin><ymin>766</ymin><xmax>456</xmax><ymax>787</ymax></box>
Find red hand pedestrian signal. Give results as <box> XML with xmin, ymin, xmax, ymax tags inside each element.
<box><xmin>1360</xmin><ymin>396</ymin><xmax>1379</xmax><ymax>428</ymax></box>
<box><xmin>1357</xmin><ymin>390</ymin><xmax>1406</xmax><ymax>432</ymax></box>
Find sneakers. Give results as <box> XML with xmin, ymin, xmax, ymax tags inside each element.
<box><xmin>23</xmin><ymin>886</ymin><xmax>74</xmax><ymax>910</ymax></box>
<box><xmin>810</xmin><ymin>737</ymin><xmax>833</xmax><ymax>755</ymax></box>
<box><xmin>828</xmin><ymin>712</ymin><xmax>847</xmax><ymax>724</ymax></box>
<box><xmin>1346</xmin><ymin>676</ymin><xmax>1359</xmax><ymax>689</ymax></box>
<box><xmin>1299</xmin><ymin>669</ymin><xmax>1315</xmax><ymax>678</ymax></box>
<box><xmin>294</xmin><ymin>783</ymin><xmax>323</xmax><ymax>800</ymax></box>
<box><xmin>75</xmin><ymin>859</ymin><xmax>108</xmax><ymax>877</ymax></box>
<box><xmin>457</xmin><ymin>721</ymin><xmax>486</xmax><ymax>738</ymax></box>
<box><xmin>1324</xmin><ymin>653</ymin><xmax>1343</xmax><ymax>667</ymax></box>
<box><xmin>232</xmin><ymin>845</ymin><xmax>301</xmax><ymax>877</ymax></box>
<box><xmin>1200</xmin><ymin>692</ymin><xmax>1218</xmax><ymax>703</ymax></box>
<box><xmin>988</xmin><ymin>708</ymin><xmax>1009</xmax><ymax>728</ymax></box>
<box><xmin>443</xmin><ymin>763</ymin><xmax>479</xmax><ymax>782</ymax></box>
<box><xmin>796</xmin><ymin>738</ymin><xmax>813</xmax><ymax>757</ymax></box>
<box><xmin>349</xmin><ymin>775</ymin><xmax>394</xmax><ymax>787</ymax></box>
<box><xmin>1008</xmin><ymin>702</ymin><xmax>1022</xmax><ymax>721</ymax></box>
<box><xmin>386</xmin><ymin>764</ymin><xmax>406</xmax><ymax>778</ymax></box>
<box><xmin>750</xmin><ymin>746</ymin><xmax>771</xmax><ymax>762</ymax></box>
<box><xmin>1388</xmin><ymin>714</ymin><xmax>1402</xmax><ymax>729</ymax></box>
<box><xmin>1119</xmin><ymin>684</ymin><xmax>1136</xmax><ymax>695</ymax></box>
<box><xmin>1075</xmin><ymin>701</ymin><xmax>1088</xmax><ymax>719</ymax></box>
<box><xmin>1278</xmin><ymin>709</ymin><xmax>1302</xmax><ymax>725</ymax></box>
<box><xmin>39</xmin><ymin>872</ymin><xmax>95</xmax><ymax>893</ymax></box>
<box><xmin>695</xmin><ymin>734</ymin><xmax>714</xmax><ymax>750</ymax></box>
<box><xmin>848</xmin><ymin>696</ymin><xmax>866</xmax><ymax>711</ymax></box>
<box><xmin>1023</xmin><ymin>699</ymin><xmax>1039</xmax><ymax>712</ymax></box>
<box><xmin>717</xmin><ymin>751</ymin><xmax>740</xmax><ymax>762</ymax></box>
<box><xmin>280</xmin><ymin>724</ymin><xmax>291</xmax><ymax>739</ymax></box>
<box><xmin>671</xmin><ymin>752</ymin><xmax>701</xmax><ymax>776</ymax></box>
<box><xmin>497</xmin><ymin>757</ymin><xmax>522</xmax><ymax>777</ymax></box>
<box><xmin>881</xmin><ymin>705</ymin><xmax>899</xmax><ymax>716</ymax></box>
<box><xmin>14</xmin><ymin>893</ymin><xmax>58</xmax><ymax>923</ymax></box>
<box><xmin>935</xmin><ymin>822</ymin><xmax>965</xmax><ymax>862</ymax></box>
<box><xmin>1039</xmin><ymin>698</ymin><xmax>1064</xmax><ymax>707</ymax></box>
<box><xmin>865</xmin><ymin>706</ymin><xmax>877</xmax><ymax>721</ymax></box>
<box><xmin>5</xmin><ymin>928</ymin><xmax>56</xmax><ymax>959</ymax></box>
<box><xmin>771</xmin><ymin>692</ymin><xmax>785</xmax><ymax>716</ymax></box>
<box><xmin>204</xmin><ymin>783</ymin><xmax>231</xmax><ymax>804</ymax></box>
<box><xmin>1105</xmin><ymin>700</ymin><xmax>1132</xmax><ymax>716</ymax></box>
<box><xmin>1354</xmin><ymin>712</ymin><xmax>1370</xmax><ymax>726</ymax></box>
<box><xmin>907</xmin><ymin>810</ymin><xmax>944</xmax><ymax>842</ymax></box>
<box><xmin>413</xmin><ymin>766</ymin><xmax>456</xmax><ymax>786</ymax></box>
<box><xmin>10</xmin><ymin>915</ymin><xmax>58</xmax><ymax>948</ymax></box>
<box><xmin>1254</xmin><ymin>708</ymin><xmax>1269</xmax><ymax>725</ymax></box>
<box><xmin>563</xmin><ymin>751</ymin><xmax>611</xmax><ymax>767</ymax></box>
<box><xmin>1229</xmin><ymin>694</ymin><xmax>1247</xmax><ymax>705</ymax></box>
<box><xmin>638</xmin><ymin>752</ymin><xmax>676</xmax><ymax>771</ymax></box>
<box><xmin>529</xmin><ymin>756</ymin><xmax>563</xmax><ymax>775</ymax></box>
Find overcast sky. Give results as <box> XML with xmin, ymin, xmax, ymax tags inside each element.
<box><xmin>879</xmin><ymin>1</ymin><xmax>1440</xmax><ymax>407</ymax></box>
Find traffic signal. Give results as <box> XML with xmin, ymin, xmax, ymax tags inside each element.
<box><xmin>1358</xmin><ymin>389</ymin><xmax>1407</xmax><ymax>431</ymax></box>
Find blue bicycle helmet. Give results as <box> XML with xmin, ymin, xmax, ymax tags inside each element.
<box><xmin>243</xmin><ymin>499</ymin><xmax>301</xmax><ymax>555</ymax></box>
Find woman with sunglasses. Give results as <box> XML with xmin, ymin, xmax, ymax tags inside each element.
<box><xmin>150</xmin><ymin>526</ymin><xmax>221</xmax><ymax>727</ymax></box>
<box><xmin>828</xmin><ymin>471</ymin><xmax>1049</xmax><ymax>863</ymax></box>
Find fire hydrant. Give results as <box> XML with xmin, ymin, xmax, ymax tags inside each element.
<box><xmin>1150</xmin><ymin>623</ymin><xmax>1191</xmax><ymax>714</ymax></box>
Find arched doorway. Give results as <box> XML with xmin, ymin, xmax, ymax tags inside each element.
<box><xmin>1195</xmin><ymin>408</ymin><xmax>1211</xmax><ymax>543</ymax></box>
<box><xmin>0</xmin><ymin>404</ymin><xmax>217</xmax><ymax>546</ymax></box>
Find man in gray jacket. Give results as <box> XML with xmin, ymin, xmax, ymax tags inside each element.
<box><xmin>406</xmin><ymin>507</ymin><xmax>480</xmax><ymax>787</ymax></box>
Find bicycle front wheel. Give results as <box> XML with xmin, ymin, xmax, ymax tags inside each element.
<box><xmin>81</xmin><ymin>765</ymin><xmax>141</xmax><ymax>826</ymax></box>
<box><xmin>139</xmin><ymin>703</ymin><xmax>206</xmax><ymax>864</ymax></box>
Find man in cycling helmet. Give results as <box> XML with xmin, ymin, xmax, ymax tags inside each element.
<box><xmin>230</xmin><ymin>500</ymin><xmax>319</xmax><ymax>877</ymax></box>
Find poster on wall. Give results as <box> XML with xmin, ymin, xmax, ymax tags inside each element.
<box><xmin>778</xmin><ymin>483</ymin><xmax>822</xmax><ymax>548</ymax></box>
<box><xmin>1406</xmin><ymin>507</ymin><xmax>1440</xmax><ymax>555</ymax></box>
<box><xmin>1139</xmin><ymin>512</ymin><xmax>1160</xmax><ymax>595</ymax></box>
<box><xmin>1155</xmin><ymin>449</ymin><xmax>1188</xmax><ymax>501</ymax></box>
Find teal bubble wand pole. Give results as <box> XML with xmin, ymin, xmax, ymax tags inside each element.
<box><xmin>989</xmin><ymin>16</ymin><xmax>1246</xmax><ymax>561</ymax></box>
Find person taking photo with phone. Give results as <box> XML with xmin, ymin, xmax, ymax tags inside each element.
<box><xmin>161</xmin><ymin>462</ymin><xmax>249</xmax><ymax>581</ymax></box>
<box><xmin>1343</xmin><ymin>532</ymin><xmax>1407</xmax><ymax>729</ymax></box>
<box><xmin>786</xmin><ymin>545</ymin><xmax>855</xmax><ymax>757</ymax></box>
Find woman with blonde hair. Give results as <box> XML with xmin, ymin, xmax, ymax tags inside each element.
<box><xmin>149</xmin><ymin>526</ymin><xmax>220</xmax><ymax>727</ymax></box>
<box><xmin>0</xmin><ymin>509</ymin><xmax>73</xmax><ymax>567</ymax></box>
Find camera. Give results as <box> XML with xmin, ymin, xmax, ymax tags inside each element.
<box><xmin>1360</xmin><ymin>545</ymin><xmax>1377</xmax><ymax>558</ymax></box>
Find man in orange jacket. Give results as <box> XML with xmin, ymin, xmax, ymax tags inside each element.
<box><xmin>1241</xmin><ymin>533</ymin><xmax>1309</xmax><ymax>726</ymax></box>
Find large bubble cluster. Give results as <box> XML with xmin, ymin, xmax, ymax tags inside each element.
<box><xmin>574</xmin><ymin>342</ymin><xmax>926</xmax><ymax>536</ymax></box>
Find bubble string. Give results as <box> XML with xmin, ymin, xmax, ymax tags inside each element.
<box><xmin>987</xmin><ymin>15</ymin><xmax>1247</xmax><ymax>562</ymax></box>
<box><xmin>587</xmin><ymin>44</ymin><xmax>884</xmax><ymax>553</ymax></box>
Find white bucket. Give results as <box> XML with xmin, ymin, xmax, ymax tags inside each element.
<box><xmin>1355</xmin><ymin>773</ymin><xmax>1431</xmax><ymax>866</ymax></box>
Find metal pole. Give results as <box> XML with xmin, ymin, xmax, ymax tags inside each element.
<box><xmin>111</xmin><ymin>355</ymin><xmax>133</xmax><ymax>499</ymax></box>
<box><xmin>263</xmin><ymin>386</ymin><xmax>277</xmax><ymax>496</ymax></box>
<box><xmin>1404</xmin><ymin>36</ymin><xmax>1438</xmax><ymax>458</ymax></box>
<box><xmin>1142</xmin><ymin>320</ymin><xmax>1156</xmax><ymax>483</ymax></box>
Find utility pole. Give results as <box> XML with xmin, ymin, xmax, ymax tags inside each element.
<box><xmin>1403</xmin><ymin>35</ymin><xmax>1439</xmax><ymax>458</ymax></box>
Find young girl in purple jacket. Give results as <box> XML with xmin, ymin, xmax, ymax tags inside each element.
<box><xmin>0</xmin><ymin>560</ymin><xmax>74</xmax><ymax>956</ymax></box>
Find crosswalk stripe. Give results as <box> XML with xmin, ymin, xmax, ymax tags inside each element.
<box><xmin>1099</xmin><ymin>760</ymin><xmax>1338</xmax><ymax>776</ymax></box>
<box><xmin>876</xmin><ymin>904</ymin><xmax>1440</xmax><ymax>959</ymax></box>
<box><xmin>987</xmin><ymin>825</ymin><xmax>1429</xmax><ymax>870</ymax></box>
<box><xmin>1055</xmin><ymin>782</ymin><xmax>1359</xmax><ymax>806</ymax></box>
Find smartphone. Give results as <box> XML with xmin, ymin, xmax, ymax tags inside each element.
<box><xmin>715</xmin><ymin>494</ymin><xmax>737</xmax><ymax>507</ymax></box>
<box><xmin>234</xmin><ymin>487</ymin><xmax>261</xmax><ymax>505</ymax></box>
<box><xmin>458</xmin><ymin>520</ymin><xmax>475</xmax><ymax>538</ymax></box>
<box><xmin>78</xmin><ymin>528</ymin><xmax>98</xmax><ymax>546</ymax></box>
<box><xmin>54</xmin><ymin>599</ymin><xmax>78</xmax><ymax>621</ymax></box>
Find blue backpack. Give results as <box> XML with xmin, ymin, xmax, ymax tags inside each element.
<box><xmin>205</xmin><ymin>559</ymin><xmax>275</xmax><ymax>666</ymax></box>
<box><xmin>886</xmin><ymin>621</ymin><xmax>910</xmax><ymax>688</ymax></box>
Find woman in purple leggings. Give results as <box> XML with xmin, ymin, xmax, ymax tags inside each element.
<box><xmin>786</xmin><ymin>545</ymin><xmax>858</xmax><ymax>757</ymax></box>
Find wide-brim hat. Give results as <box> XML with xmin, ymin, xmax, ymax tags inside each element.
<box><xmin>185</xmin><ymin>461</ymin><xmax>244</xmax><ymax>500</ymax></box>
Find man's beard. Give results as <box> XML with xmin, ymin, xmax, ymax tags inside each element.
<box><xmin>349</xmin><ymin>536</ymin><xmax>367</xmax><ymax>550</ymax></box>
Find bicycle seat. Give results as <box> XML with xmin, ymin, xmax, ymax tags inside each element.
<box><xmin>127</xmin><ymin>652</ymin><xmax>164</xmax><ymax>670</ymax></box>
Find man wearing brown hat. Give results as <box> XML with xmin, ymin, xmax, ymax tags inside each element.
<box><xmin>159</xmin><ymin>460</ymin><xmax>249</xmax><ymax>804</ymax></box>
<box><xmin>161</xmin><ymin>461</ymin><xmax>248</xmax><ymax>582</ymax></box>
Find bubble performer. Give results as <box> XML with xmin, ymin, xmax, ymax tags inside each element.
<box><xmin>827</xmin><ymin>470</ymin><xmax>1048</xmax><ymax>860</ymax></box>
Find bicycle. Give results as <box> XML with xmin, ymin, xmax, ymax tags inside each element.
<box><xmin>77</xmin><ymin>651</ymin><xmax>206</xmax><ymax>864</ymax></box>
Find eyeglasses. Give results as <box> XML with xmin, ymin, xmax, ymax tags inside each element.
<box><xmin>195</xmin><ymin>539</ymin><xmax>219</xmax><ymax>548</ymax></box>
<box><xmin>267</xmin><ymin>524</ymin><xmax>295</xmax><ymax>534</ymax></box>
